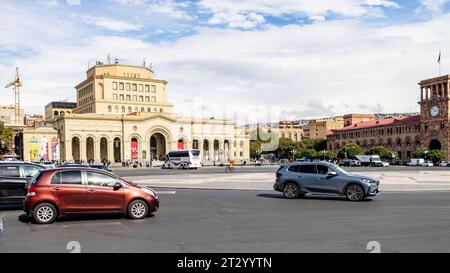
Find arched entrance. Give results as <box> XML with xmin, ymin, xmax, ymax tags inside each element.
<box><xmin>113</xmin><ymin>137</ymin><xmax>121</xmax><ymax>162</ymax></box>
<box><xmin>86</xmin><ymin>137</ymin><xmax>94</xmax><ymax>163</ymax></box>
<box><xmin>100</xmin><ymin>137</ymin><xmax>108</xmax><ymax>163</ymax></box>
<box><xmin>71</xmin><ymin>137</ymin><xmax>80</xmax><ymax>163</ymax></box>
<box><xmin>203</xmin><ymin>140</ymin><xmax>210</xmax><ymax>161</ymax></box>
<box><xmin>429</xmin><ymin>139</ymin><xmax>442</xmax><ymax>150</ymax></box>
<box><xmin>150</xmin><ymin>133</ymin><xmax>166</xmax><ymax>160</ymax></box>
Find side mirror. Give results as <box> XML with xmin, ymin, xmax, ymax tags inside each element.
<box><xmin>327</xmin><ymin>171</ymin><xmax>338</xmax><ymax>176</ymax></box>
<box><xmin>113</xmin><ymin>182</ymin><xmax>122</xmax><ymax>190</ymax></box>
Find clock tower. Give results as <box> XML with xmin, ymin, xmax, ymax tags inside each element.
<box><xmin>418</xmin><ymin>75</ymin><xmax>450</xmax><ymax>159</ymax></box>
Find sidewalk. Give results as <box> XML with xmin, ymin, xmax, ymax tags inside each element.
<box><xmin>124</xmin><ymin>171</ymin><xmax>450</xmax><ymax>192</ymax></box>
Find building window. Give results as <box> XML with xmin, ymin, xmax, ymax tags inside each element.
<box><xmin>145</xmin><ymin>85</ymin><xmax>150</xmax><ymax>92</ymax></box>
<box><xmin>159</xmin><ymin>108</ymin><xmax>163</xmax><ymax>113</ymax></box>
<box><xmin>128</xmin><ymin>106</ymin><xmax>132</xmax><ymax>112</ymax></box>
<box><xmin>147</xmin><ymin>107</ymin><xmax>151</xmax><ymax>112</ymax></box>
<box><xmin>119</xmin><ymin>82</ymin><xmax>124</xmax><ymax>90</ymax></box>
<box><xmin>121</xmin><ymin>106</ymin><xmax>125</xmax><ymax>113</ymax></box>
<box><xmin>112</xmin><ymin>82</ymin><xmax>118</xmax><ymax>90</ymax></box>
<box><xmin>151</xmin><ymin>96</ymin><xmax>156</xmax><ymax>102</ymax></box>
<box><xmin>119</xmin><ymin>94</ymin><xmax>124</xmax><ymax>101</ymax></box>
<box><xmin>141</xmin><ymin>107</ymin><xmax>145</xmax><ymax>112</ymax></box>
<box><xmin>114</xmin><ymin>106</ymin><xmax>118</xmax><ymax>112</ymax></box>
<box><xmin>132</xmin><ymin>84</ymin><xmax>137</xmax><ymax>91</ymax></box>
<box><xmin>126</xmin><ymin>83</ymin><xmax>130</xmax><ymax>91</ymax></box>
<box><xmin>113</xmin><ymin>94</ymin><xmax>118</xmax><ymax>100</ymax></box>
<box><xmin>108</xmin><ymin>105</ymin><xmax>112</xmax><ymax>112</ymax></box>
<box><xmin>153</xmin><ymin>107</ymin><xmax>157</xmax><ymax>112</ymax></box>
<box><xmin>134</xmin><ymin>107</ymin><xmax>138</xmax><ymax>112</ymax></box>
<box><xmin>133</xmin><ymin>95</ymin><xmax>137</xmax><ymax>101</ymax></box>
<box><xmin>139</xmin><ymin>84</ymin><xmax>143</xmax><ymax>92</ymax></box>
<box><xmin>126</xmin><ymin>95</ymin><xmax>131</xmax><ymax>101</ymax></box>
<box><xmin>145</xmin><ymin>96</ymin><xmax>150</xmax><ymax>102</ymax></box>
<box><xmin>151</xmin><ymin>85</ymin><xmax>156</xmax><ymax>93</ymax></box>
<box><xmin>240</xmin><ymin>152</ymin><xmax>243</xmax><ymax>157</ymax></box>
<box><xmin>138</xmin><ymin>96</ymin><xmax>143</xmax><ymax>102</ymax></box>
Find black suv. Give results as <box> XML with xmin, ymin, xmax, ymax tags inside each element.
<box><xmin>0</xmin><ymin>161</ymin><xmax>45</xmax><ymax>204</ymax></box>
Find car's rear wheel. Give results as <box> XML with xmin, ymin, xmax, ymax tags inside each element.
<box><xmin>283</xmin><ymin>183</ymin><xmax>300</xmax><ymax>199</ymax></box>
<box><xmin>33</xmin><ymin>203</ymin><xmax>58</xmax><ymax>224</ymax></box>
<box><xmin>128</xmin><ymin>199</ymin><xmax>149</xmax><ymax>219</ymax></box>
<box><xmin>345</xmin><ymin>184</ymin><xmax>364</xmax><ymax>201</ymax></box>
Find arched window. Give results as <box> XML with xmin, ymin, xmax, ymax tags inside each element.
<box><xmin>141</xmin><ymin>107</ymin><xmax>145</xmax><ymax>112</ymax></box>
<box><xmin>159</xmin><ymin>108</ymin><xmax>163</xmax><ymax>113</ymax></box>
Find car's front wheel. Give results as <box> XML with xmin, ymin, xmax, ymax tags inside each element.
<box><xmin>283</xmin><ymin>182</ymin><xmax>300</xmax><ymax>199</ymax></box>
<box><xmin>33</xmin><ymin>203</ymin><xmax>58</xmax><ymax>224</ymax></box>
<box><xmin>128</xmin><ymin>199</ymin><xmax>149</xmax><ymax>219</ymax></box>
<box><xmin>345</xmin><ymin>184</ymin><xmax>364</xmax><ymax>201</ymax></box>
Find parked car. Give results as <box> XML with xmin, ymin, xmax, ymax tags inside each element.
<box><xmin>338</xmin><ymin>159</ymin><xmax>360</xmax><ymax>167</ymax></box>
<box><xmin>381</xmin><ymin>161</ymin><xmax>390</xmax><ymax>167</ymax></box>
<box><xmin>0</xmin><ymin>161</ymin><xmax>46</xmax><ymax>204</ymax></box>
<box><xmin>420</xmin><ymin>161</ymin><xmax>434</xmax><ymax>167</ymax></box>
<box><xmin>439</xmin><ymin>161</ymin><xmax>450</xmax><ymax>167</ymax></box>
<box><xmin>59</xmin><ymin>163</ymin><xmax>112</xmax><ymax>172</ymax></box>
<box><xmin>23</xmin><ymin>167</ymin><xmax>159</xmax><ymax>224</ymax></box>
<box><xmin>273</xmin><ymin>162</ymin><xmax>380</xmax><ymax>201</ymax></box>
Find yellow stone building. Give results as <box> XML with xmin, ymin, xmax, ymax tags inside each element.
<box><xmin>54</xmin><ymin>63</ymin><xmax>250</xmax><ymax>165</ymax></box>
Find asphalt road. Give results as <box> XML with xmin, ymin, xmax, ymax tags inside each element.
<box><xmin>1</xmin><ymin>189</ymin><xmax>450</xmax><ymax>252</ymax></box>
<box><xmin>114</xmin><ymin>166</ymin><xmax>450</xmax><ymax>177</ymax></box>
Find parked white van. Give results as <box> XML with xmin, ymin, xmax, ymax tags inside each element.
<box><xmin>162</xmin><ymin>150</ymin><xmax>202</xmax><ymax>169</ymax></box>
<box><xmin>407</xmin><ymin>158</ymin><xmax>425</xmax><ymax>166</ymax></box>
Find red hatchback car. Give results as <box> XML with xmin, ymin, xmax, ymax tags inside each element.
<box><xmin>23</xmin><ymin>168</ymin><xmax>159</xmax><ymax>224</ymax></box>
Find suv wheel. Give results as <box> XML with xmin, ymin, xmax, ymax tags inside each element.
<box><xmin>345</xmin><ymin>184</ymin><xmax>364</xmax><ymax>201</ymax></box>
<box><xmin>128</xmin><ymin>200</ymin><xmax>149</xmax><ymax>219</ymax></box>
<box><xmin>33</xmin><ymin>203</ymin><xmax>58</xmax><ymax>224</ymax></box>
<box><xmin>283</xmin><ymin>183</ymin><xmax>300</xmax><ymax>199</ymax></box>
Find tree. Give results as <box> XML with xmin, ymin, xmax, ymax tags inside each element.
<box><xmin>0</xmin><ymin>122</ymin><xmax>13</xmax><ymax>155</ymax></box>
<box><xmin>414</xmin><ymin>148</ymin><xmax>427</xmax><ymax>159</ymax></box>
<box><xmin>297</xmin><ymin>148</ymin><xmax>317</xmax><ymax>159</ymax></box>
<box><xmin>249</xmin><ymin>141</ymin><xmax>261</xmax><ymax>159</ymax></box>
<box><xmin>317</xmin><ymin>150</ymin><xmax>337</xmax><ymax>160</ymax></box>
<box><xmin>278</xmin><ymin>137</ymin><xmax>296</xmax><ymax>159</ymax></box>
<box><xmin>427</xmin><ymin>150</ymin><xmax>446</xmax><ymax>164</ymax></box>
<box><xmin>338</xmin><ymin>143</ymin><xmax>364</xmax><ymax>159</ymax></box>
<box><xmin>366</xmin><ymin>146</ymin><xmax>395</xmax><ymax>160</ymax></box>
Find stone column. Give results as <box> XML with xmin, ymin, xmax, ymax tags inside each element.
<box><xmin>420</xmin><ymin>87</ymin><xmax>423</xmax><ymax>101</ymax></box>
<box><xmin>64</xmin><ymin>139</ymin><xmax>72</xmax><ymax>162</ymax></box>
<box><xmin>108</xmin><ymin>139</ymin><xmax>114</xmax><ymax>163</ymax></box>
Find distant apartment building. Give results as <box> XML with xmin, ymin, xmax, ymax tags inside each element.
<box><xmin>44</xmin><ymin>101</ymin><xmax>77</xmax><ymax>122</ymax></box>
<box><xmin>279</xmin><ymin>121</ymin><xmax>304</xmax><ymax>141</ymax></box>
<box><xmin>24</xmin><ymin>114</ymin><xmax>45</xmax><ymax>128</ymax></box>
<box><xmin>343</xmin><ymin>114</ymin><xmax>376</xmax><ymax>127</ymax></box>
<box><xmin>0</xmin><ymin>105</ymin><xmax>24</xmax><ymax>126</ymax></box>
<box><xmin>307</xmin><ymin>116</ymin><xmax>344</xmax><ymax>139</ymax></box>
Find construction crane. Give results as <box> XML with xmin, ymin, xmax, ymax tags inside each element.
<box><xmin>4</xmin><ymin>67</ymin><xmax>23</xmax><ymax>125</ymax></box>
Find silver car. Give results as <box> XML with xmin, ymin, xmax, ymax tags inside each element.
<box><xmin>274</xmin><ymin>162</ymin><xmax>380</xmax><ymax>201</ymax></box>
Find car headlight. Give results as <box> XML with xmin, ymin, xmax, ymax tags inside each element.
<box><xmin>141</xmin><ymin>187</ymin><xmax>157</xmax><ymax>197</ymax></box>
<box><xmin>361</xmin><ymin>178</ymin><xmax>374</xmax><ymax>183</ymax></box>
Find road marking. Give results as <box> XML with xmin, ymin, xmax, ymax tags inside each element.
<box><xmin>156</xmin><ymin>191</ymin><xmax>176</xmax><ymax>195</ymax></box>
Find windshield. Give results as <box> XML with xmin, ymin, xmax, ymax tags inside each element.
<box><xmin>333</xmin><ymin>165</ymin><xmax>350</xmax><ymax>175</ymax></box>
<box><xmin>191</xmin><ymin>150</ymin><xmax>200</xmax><ymax>157</ymax></box>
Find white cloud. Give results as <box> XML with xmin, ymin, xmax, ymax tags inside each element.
<box><xmin>198</xmin><ymin>0</ymin><xmax>399</xmax><ymax>28</ymax></box>
<box><xmin>419</xmin><ymin>0</ymin><xmax>450</xmax><ymax>12</ymax></box>
<box><xmin>66</xmin><ymin>0</ymin><xmax>81</xmax><ymax>5</ymax></box>
<box><xmin>82</xmin><ymin>16</ymin><xmax>143</xmax><ymax>32</ymax></box>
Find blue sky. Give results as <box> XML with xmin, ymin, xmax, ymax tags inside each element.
<box><xmin>1</xmin><ymin>0</ymin><xmax>450</xmax><ymax>122</ymax></box>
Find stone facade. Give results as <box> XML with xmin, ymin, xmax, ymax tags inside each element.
<box><xmin>327</xmin><ymin>75</ymin><xmax>450</xmax><ymax>160</ymax></box>
<box><xmin>54</xmin><ymin>63</ymin><xmax>250</xmax><ymax>165</ymax></box>
<box><xmin>278</xmin><ymin>121</ymin><xmax>304</xmax><ymax>141</ymax></box>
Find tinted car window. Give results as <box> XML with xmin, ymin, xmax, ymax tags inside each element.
<box><xmin>191</xmin><ymin>150</ymin><xmax>200</xmax><ymax>157</ymax></box>
<box><xmin>288</xmin><ymin>165</ymin><xmax>301</xmax><ymax>172</ymax></box>
<box><xmin>51</xmin><ymin>171</ymin><xmax>82</xmax><ymax>185</ymax></box>
<box><xmin>298</xmin><ymin>165</ymin><xmax>317</xmax><ymax>174</ymax></box>
<box><xmin>86</xmin><ymin>172</ymin><xmax>116</xmax><ymax>187</ymax></box>
<box><xmin>316</xmin><ymin>165</ymin><xmax>330</xmax><ymax>175</ymax></box>
<box><xmin>0</xmin><ymin>165</ymin><xmax>20</xmax><ymax>177</ymax></box>
<box><xmin>23</xmin><ymin>165</ymin><xmax>42</xmax><ymax>177</ymax></box>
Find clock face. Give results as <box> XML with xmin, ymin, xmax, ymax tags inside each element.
<box><xmin>430</xmin><ymin>106</ymin><xmax>439</xmax><ymax>117</ymax></box>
